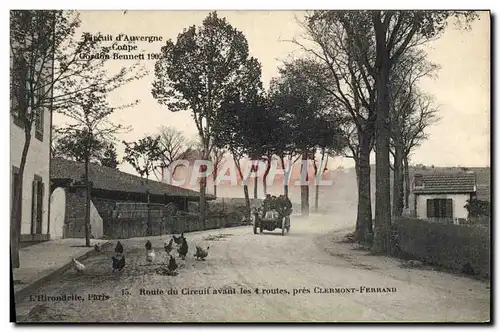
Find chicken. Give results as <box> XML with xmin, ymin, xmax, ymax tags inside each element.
<box><xmin>145</xmin><ymin>240</ymin><xmax>152</xmax><ymax>251</ymax></box>
<box><xmin>167</xmin><ymin>255</ymin><xmax>178</xmax><ymax>272</ymax></box>
<box><xmin>164</xmin><ymin>238</ymin><xmax>174</xmax><ymax>255</ymax></box>
<box><xmin>112</xmin><ymin>254</ymin><xmax>126</xmax><ymax>272</ymax></box>
<box><xmin>115</xmin><ymin>241</ymin><xmax>124</xmax><ymax>254</ymax></box>
<box><xmin>177</xmin><ymin>237</ymin><xmax>188</xmax><ymax>260</ymax></box>
<box><xmin>147</xmin><ymin>249</ymin><xmax>156</xmax><ymax>263</ymax></box>
<box><xmin>72</xmin><ymin>258</ymin><xmax>85</xmax><ymax>274</ymax></box>
<box><xmin>173</xmin><ymin>233</ymin><xmax>185</xmax><ymax>246</ymax></box>
<box><xmin>94</xmin><ymin>243</ymin><xmax>102</xmax><ymax>253</ymax></box>
<box><xmin>156</xmin><ymin>255</ymin><xmax>179</xmax><ymax>276</ymax></box>
<box><xmin>194</xmin><ymin>245</ymin><xmax>209</xmax><ymax>261</ymax></box>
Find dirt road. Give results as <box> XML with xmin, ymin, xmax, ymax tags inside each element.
<box><xmin>15</xmin><ymin>212</ymin><xmax>490</xmax><ymax>323</ymax></box>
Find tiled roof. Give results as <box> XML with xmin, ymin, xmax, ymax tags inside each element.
<box><xmin>413</xmin><ymin>172</ymin><xmax>476</xmax><ymax>194</ymax></box>
<box><xmin>51</xmin><ymin>158</ymin><xmax>215</xmax><ymax>200</ymax></box>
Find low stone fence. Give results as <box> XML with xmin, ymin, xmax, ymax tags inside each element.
<box><xmin>61</xmin><ymin>198</ymin><xmax>250</xmax><ymax>240</ymax></box>
<box><xmin>102</xmin><ymin>212</ymin><xmax>230</xmax><ymax>239</ymax></box>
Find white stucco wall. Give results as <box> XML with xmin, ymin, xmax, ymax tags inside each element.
<box><xmin>10</xmin><ymin>43</ymin><xmax>53</xmax><ymax>238</ymax></box>
<box><xmin>90</xmin><ymin>200</ymin><xmax>104</xmax><ymax>239</ymax></box>
<box><xmin>415</xmin><ymin>193</ymin><xmax>470</xmax><ymax>221</ymax></box>
<box><xmin>49</xmin><ymin>187</ymin><xmax>65</xmax><ymax>239</ymax></box>
<box><xmin>10</xmin><ymin>110</ymin><xmax>51</xmax><ymax>236</ymax></box>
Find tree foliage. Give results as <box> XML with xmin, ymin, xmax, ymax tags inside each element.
<box><xmin>157</xmin><ymin>126</ymin><xmax>194</xmax><ymax>171</ymax></box>
<box><xmin>11</xmin><ymin>10</ymin><xmax>146</xmax><ymax>121</ymax></box>
<box><xmin>301</xmin><ymin>10</ymin><xmax>478</xmax><ymax>248</ymax></box>
<box><xmin>151</xmin><ymin>11</ymin><xmax>263</xmax><ymax>224</ymax></box>
<box><xmin>389</xmin><ymin>49</ymin><xmax>440</xmax><ymax>158</ymax></box>
<box><xmin>123</xmin><ymin>136</ymin><xmax>164</xmax><ymax>180</ymax></box>
<box><xmin>464</xmin><ymin>199</ymin><xmax>490</xmax><ymax>218</ymax></box>
<box><xmin>151</xmin><ymin>11</ymin><xmax>262</xmax><ymax>159</ymax></box>
<box><xmin>52</xmin><ymin>127</ymin><xmax>106</xmax><ymax>162</ymax></box>
<box><xmin>10</xmin><ymin>10</ymin><xmax>146</xmax><ymax>262</ymax></box>
<box><xmin>269</xmin><ymin>59</ymin><xmax>344</xmax><ymax>157</ymax></box>
<box><xmin>56</xmin><ymin>86</ymin><xmax>133</xmax><ymax>164</ymax></box>
<box><xmin>213</xmin><ymin>91</ymin><xmax>260</xmax><ymax>174</ymax></box>
<box><xmin>100</xmin><ymin>143</ymin><xmax>119</xmax><ymax>169</ymax></box>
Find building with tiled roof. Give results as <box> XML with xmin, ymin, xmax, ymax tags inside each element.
<box><xmin>412</xmin><ymin>172</ymin><xmax>477</xmax><ymax>223</ymax></box>
<box><xmin>49</xmin><ymin>158</ymin><xmax>215</xmax><ymax>239</ymax></box>
<box><xmin>51</xmin><ymin>158</ymin><xmax>214</xmax><ymax>201</ymax></box>
<box><xmin>413</xmin><ymin>172</ymin><xmax>476</xmax><ymax>194</ymax></box>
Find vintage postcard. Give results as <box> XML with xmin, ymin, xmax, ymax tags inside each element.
<box><xmin>10</xmin><ymin>9</ymin><xmax>491</xmax><ymax>323</ymax></box>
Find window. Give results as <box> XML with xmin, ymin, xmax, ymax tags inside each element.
<box><xmin>31</xmin><ymin>176</ymin><xmax>44</xmax><ymax>234</ymax></box>
<box><xmin>426</xmin><ymin>198</ymin><xmax>453</xmax><ymax>219</ymax></box>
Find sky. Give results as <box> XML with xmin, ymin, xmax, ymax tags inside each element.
<box><xmin>52</xmin><ymin>10</ymin><xmax>491</xmax><ymax>177</ymax></box>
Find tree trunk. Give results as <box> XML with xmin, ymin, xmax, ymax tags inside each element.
<box><xmin>199</xmin><ymin>178</ymin><xmax>207</xmax><ymax>228</ymax></box>
<box><xmin>373</xmin><ymin>22</ymin><xmax>392</xmax><ymax>253</ymax></box>
<box><xmin>11</xmin><ymin>177</ymin><xmax>22</xmax><ymax>268</ymax></box>
<box><xmin>147</xmin><ymin>188</ymin><xmax>152</xmax><ymax>236</ymax></box>
<box><xmin>262</xmin><ymin>158</ymin><xmax>271</xmax><ymax>196</ymax></box>
<box><xmin>314</xmin><ymin>183</ymin><xmax>320</xmax><ymax>213</ymax></box>
<box><xmin>354</xmin><ymin>159</ymin><xmax>361</xmax><ymax>235</ymax></box>
<box><xmin>392</xmin><ymin>142</ymin><xmax>404</xmax><ymax>217</ymax></box>
<box><xmin>313</xmin><ymin>155</ymin><xmax>319</xmax><ymax>213</ymax></box>
<box><xmin>199</xmin><ymin>148</ymin><xmax>210</xmax><ymax>229</ymax></box>
<box><xmin>253</xmin><ymin>174</ymin><xmax>258</xmax><ymax>199</ymax></box>
<box><xmin>213</xmin><ymin>167</ymin><xmax>218</xmax><ymax>198</ymax></box>
<box><xmin>11</xmin><ymin>130</ymin><xmax>32</xmax><ymax>268</ymax></box>
<box><xmin>356</xmin><ymin>135</ymin><xmax>373</xmax><ymax>242</ymax></box>
<box><xmin>280</xmin><ymin>156</ymin><xmax>289</xmax><ymax>198</ymax></box>
<box><xmin>403</xmin><ymin>154</ymin><xmax>410</xmax><ymax>209</ymax></box>
<box><xmin>84</xmin><ymin>157</ymin><xmax>91</xmax><ymax>247</ymax></box>
<box><xmin>243</xmin><ymin>184</ymin><xmax>251</xmax><ymax>222</ymax></box>
<box><xmin>300</xmin><ymin>151</ymin><xmax>309</xmax><ymax>217</ymax></box>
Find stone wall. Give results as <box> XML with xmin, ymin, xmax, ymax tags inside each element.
<box><xmin>92</xmin><ymin>197</ymin><xmax>230</xmax><ymax>239</ymax></box>
<box><xmin>63</xmin><ymin>190</ymin><xmax>104</xmax><ymax>239</ymax></box>
<box><xmin>63</xmin><ymin>191</ymin><xmax>86</xmax><ymax>238</ymax></box>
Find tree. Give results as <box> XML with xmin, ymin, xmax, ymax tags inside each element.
<box><xmin>52</xmin><ymin>127</ymin><xmax>106</xmax><ymax>162</ymax></box>
<box><xmin>303</xmin><ymin>10</ymin><xmax>477</xmax><ymax>251</ymax></box>
<box><xmin>210</xmin><ymin>147</ymin><xmax>226</xmax><ymax>198</ymax></box>
<box><xmin>269</xmin><ymin>107</ymin><xmax>296</xmax><ymax>198</ymax></box>
<box><xmin>10</xmin><ymin>10</ymin><xmax>144</xmax><ymax>267</ymax></box>
<box><xmin>400</xmin><ymin>92</ymin><xmax>439</xmax><ymax>208</ymax></box>
<box><xmin>268</xmin><ymin>59</ymin><xmax>343</xmax><ymax>216</ymax></box>
<box><xmin>123</xmin><ymin>136</ymin><xmax>164</xmax><ymax>236</ymax></box>
<box><xmin>312</xmin><ymin>121</ymin><xmax>347</xmax><ymax>212</ymax></box>
<box><xmin>151</xmin><ymin>11</ymin><xmax>262</xmax><ymax>227</ymax></box>
<box><xmin>52</xmin><ymin>127</ymin><xmax>120</xmax><ymax>169</ymax></box>
<box><xmin>389</xmin><ymin>49</ymin><xmax>439</xmax><ymax>217</ymax></box>
<box><xmin>213</xmin><ymin>92</ymin><xmax>264</xmax><ymax>221</ymax></box>
<box><xmin>363</xmin><ymin>10</ymin><xmax>476</xmax><ymax>252</ymax></box>
<box><xmin>299</xmin><ymin>13</ymin><xmax>377</xmax><ymax>238</ymax></box>
<box><xmin>157</xmin><ymin>126</ymin><xmax>193</xmax><ymax>179</ymax></box>
<box><xmin>464</xmin><ymin>199</ymin><xmax>490</xmax><ymax>218</ymax></box>
<box><xmin>56</xmin><ymin>87</ymin><xmax>133</xmax><ymax>246</ymax></box>
<box><xmin>100</xmin><ymin>143</ymin><xmax>119</xmax><ymax>169</ymax></box>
